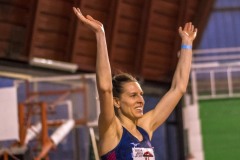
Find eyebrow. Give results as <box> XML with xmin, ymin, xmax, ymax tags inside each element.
<box><xmin>127</xmin><ymin>91</ymin><xmax>144</xmax><ymax>95</ymax></box>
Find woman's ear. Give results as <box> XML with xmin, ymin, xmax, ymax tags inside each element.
<box><xmin>113</xmin><ymin>97</ymin><xmax>120</xmax><ymax>109</ymax></box>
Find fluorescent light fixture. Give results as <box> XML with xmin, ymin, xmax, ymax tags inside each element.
<box><xmin>30</xmin><ymin>57</ymin><xmax>78</xmax><ymax>73</ymax></box>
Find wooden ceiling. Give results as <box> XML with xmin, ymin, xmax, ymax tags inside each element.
<box><xmin>0</xmin><ymin>0</ymin><xmax>215</xmax><ymax>82</ymax></box>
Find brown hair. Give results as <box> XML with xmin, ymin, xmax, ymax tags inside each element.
<box><xmin>112</xmin><ymin>73</ymin><xmax>137</xmax><ymax>98</ymax></box>
<box><xmin>112</xmin><ymin>73</ymin><xmax>137</xmax><ymax>116</ymax></box>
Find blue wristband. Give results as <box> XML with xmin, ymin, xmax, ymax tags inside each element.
<box><xmin>181</xmin><ymin>44</ymin><xmax>192</xmax><ymax>49</ymax></box>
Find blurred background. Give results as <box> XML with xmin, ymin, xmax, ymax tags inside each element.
<box><xmin>0</xmin><ymin>0</ymin><xmax>240</xmax><ymax>159</ymax></box>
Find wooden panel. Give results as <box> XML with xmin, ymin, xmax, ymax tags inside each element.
<box><xmin>146</xmin><ymin>41</ymin><xmax>173</xmax><ymax>54</ymax></box>
<box><xmin>0</xmin><ymin>41</ymin><xmax>9</xmax><ymax>57</ymax></box>
<box><xmin>139</xmin><ymin>0</ymin><xmax>180</xmax><ymax>81</ymax></box>
<box><xmin>111</xmin><ymin>62</ymin><xmax>135</xmax><ymax>74</ymax></box>
<box><xmin>31</xmin><ymin>47</ymin><xmax>65</xmax><ymax>60</ymax></box>
<box><xmin>185</xmin><ymin>2</ymin><xmax>199</xmax><ymax>22</ymax></box>
<box><xmin>123</xmin><ymin>0</ymin><xmax>145</xmax><ymax>6</ymax></box>
<box><xmin>149</xmin><ymin>13</ymin><xmax>178</xmax><ymax>30</ymax></box>
<box><xmin>0</xmin><ymin>6</ymin><xmax>29</xmax><ymax>25</ymax></box>
<box><xmin>0</xmin><ymin>0</ymin><xmax>214</xmax><ymax>83</ymax></box>
<box><xmin>33</xmin><ymin>32</ymin><xmax>67</xmax><ymax>51</ymax></box>
<box><xmin>109</xmin><ymin>0</ymin><xmax>147</xmax><ymax>75</ymax></box>
<box><xmin>39</xmin><ymin>0</ymin><xmax>73</xmax><ymax>17</ymax></box>
<box><xmin>168</xmin><ymin>0</ymin><xmax>187</xmax><ymax>77</ymax></box>
<box><xmin>71</xmin><ymin>0</ymin><xmax>114</xmax><ymax>71</ymax></box>
<box><xmin>0</xmin><ymin>0</ymin><xmax>31</xmax><ymax>7</ymax></box>
<box><xmin>0</xmin><ymin>0</ymin><xmax>34</xmax><ymax>60</ymax></box>
<box><xmin>29</xmin><ymin>0</ymin><xmax>75</xmax><ymax>61</ymax></box>
<box><xmin>77</xmin><ymin>27</ymin><xmax>96</xmax><ymax>40</ymax></box>
<box><xmin>141</xmin><ymin>67</ymin><xmax>171</xmax><ymax>82</ymax></box>
<box><xmin>0</xmin><ymin>23</ymin><xmax>17</xmax><ymax>40</ymax></box>
<box><xmin>148</xmin><ymin>27</ymin><xmax>176</xmax><ymax>44</ymax></box>
<box><xmin>120</xmin><ymin>3</ymin><xmax>142</xmax><ymax>20</ymax></box>
<box><xmin>152</xmin><ymin>0</ymin><xmax>179</xmax><ymax>17</ymax></box>
<box><xmin>114</xmin><ymin>34</ymin><xmax>138</xmax><ymax>48</ymax></box>
<box><xmin>83</xmin><ymin>0</ymin><xmax>111</xmax><ymax>11</ymax></box>
<box><xmin>113</xmin><ymin>47</ymin><xmax>135</xmax><ymax>63</ymax></box>
<box><xmin>144</xmin><ymin>57</ymin><xmax>171</xmax><ymax>70</ymax></box>
<box><xmin>82</xmin><ymin>8</ymin><xmax>109</xmax><ymax>24</ymax></box>
<box><xmin>37</xmin><ymin>14</ymin><xmax>70</xmax><ymax>33</ymax></box>
<box><xmin>75</xmin><ymin>41</ymin><xmax>97</xmax><ymax>57</ymax></box>
<box><xmin>117</xmin><ymin>18</ymin><xmax>140</xmax><ymax>34</ymax></box>
<box><xmin>73</xmin><ymin>54</ymin><xmax>96</xmax><ymax>70</ymax></box>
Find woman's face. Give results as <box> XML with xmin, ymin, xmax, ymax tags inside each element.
<box><xmin>118</xmin><ymin>82</ymin><xmax>145</xmax><ymax>119</ymax></box>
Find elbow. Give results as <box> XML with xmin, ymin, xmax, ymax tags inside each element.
<box><xmin>172</xmin><ymin>83</ymin><xmax>187</xmax><ymax>95</ymax></box>
<box><xmin>98</xmin><ymin>87</ymin><xmax>112</xmax><ymax>98</ymax></box>
<box><xmin>96</xmin><ymin>77</ymin><xmax>112</xmax><ymax>93</ymax></box>
<box><xmin>180</xmin><ymin>86</ymin><xmax>187</xmax><ymax>94</ymax></box>
<box><xmin>98</xmin><ymin>83</ymin><xmax>112</xmax><ymax>93</ymax></box>
<box><xmin>178</xmin><ymin>84</ymin><xmax>187</xmax><ymax>94</ymax></box>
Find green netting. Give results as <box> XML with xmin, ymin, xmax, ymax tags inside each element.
<box><xmin>199</xmin><ymin>98</ymin><xmax>240</xmax><ymax>160</ymax></box>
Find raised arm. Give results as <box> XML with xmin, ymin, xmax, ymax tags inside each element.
<box><xmin>138</xmin><ymin>22</ymin><xmax>197</xmax><ymax>136</ymax></box>
<box><xmin>73</xmin><ymin>8</ymin><xmax>115</xmax><ymax>128</ymax></box>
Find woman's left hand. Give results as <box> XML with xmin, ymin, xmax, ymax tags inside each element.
<box><xmin>179</xmin><ymin>22</ymin><xmax>197</xmax><ymax>43</ymax></box>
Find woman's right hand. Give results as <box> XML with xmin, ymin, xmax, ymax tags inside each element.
<box><xmin>73</xmin><ymin>7</ymin><xmax>104</xmax><ymax>33</ymax></box>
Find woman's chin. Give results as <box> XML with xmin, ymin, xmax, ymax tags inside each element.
<box><xmin>135</xmin><ymin>112</ymin><xmax>143</xmax><ymax>118</ymax></box>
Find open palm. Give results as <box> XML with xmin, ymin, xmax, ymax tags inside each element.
<box><xmin>73</xmin><ymin>7</ymin><xmax>104</xmax><ymax>33</ymax></box>
<box><xmin>179</xmin><ymin>22</ymin><xmax>197</xmax><ymax>42</ymax></box>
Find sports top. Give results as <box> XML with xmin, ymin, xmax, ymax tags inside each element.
<box><xmin>100</xmin><ymin>126</ymin><xmax>155</xmax><ymax>160</ymax></box>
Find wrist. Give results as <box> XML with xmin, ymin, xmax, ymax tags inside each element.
<box><xmin>96</xmin><ymin>30</ymin><xmax>105</xmax><ymax>38</ymax></box>
<box><xmin>181</xmin><ymin>40</ymin><xmax>193</xmax><ymax>50</ymax></box>
<box><xmin>182</xmin><ymin>38</ymin><xmax>193</xmax><ymax>45</ymax></box>
<box><xmin>182</xmin><ymin>39</ymin><xmax>193</xmax><ymax>45</ymax></box>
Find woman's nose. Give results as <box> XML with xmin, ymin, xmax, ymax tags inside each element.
<box><xmin>137</xmin><ymin>95</ymin><xmax>144</xmax><ymax>103</ymax></box>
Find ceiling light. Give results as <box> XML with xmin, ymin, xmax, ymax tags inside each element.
<box><xmin>30</xmin><ymin>57</ymin><xmax>78</xmax><ymax>73</ymax></box>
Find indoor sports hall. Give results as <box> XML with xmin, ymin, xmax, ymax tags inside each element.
<box><xmin>0</xmin><ymin>0</ymin><xmax>240</xmax><ymax>159</ymax></box>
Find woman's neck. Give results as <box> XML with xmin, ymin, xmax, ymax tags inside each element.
<box><xmin>118</xmin><ymin>115</ymin><xmax>138</xmax><ymax>130</ymax></box>
<box><xmin>118</xmin><ymin>116</ymin><xmax>143</xmax><ymax>141</ymax></box>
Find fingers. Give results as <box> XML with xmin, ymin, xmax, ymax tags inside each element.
<box><xmin>178</xmin><ymin>26</ymin><xmax>182</xmax><ymax>35</ymax></box>
<box><xmin>72</xmin><ymin>7</ymin><xmax>104</xmax><ymax>33</ymax></box>
<box><xmin>86</xmin><ymin>15</ymin><xmax>102</xmax><ymax>26</ymax></box>
<box><xmin>86</xmin><ymin>15</ymin><xmax>94</xmax><ymax>21</ymax></box>
<box><xmin>178</xmin><ymin>26</ymin><xmax>182</xmax><ymax>32</ymax></box>
<box><xmin>183</xmin><ymin>22</ymin><xmax>189</xmax><ymax>31</ymax></box>
<box><xmin>184</xmin><ymin>22</ymin><xmax>192</xmax><ymax>32</ymax></box>
<box><xmin>73</xmin><ymin>7</ymin><xmax>102</xmax><ymax>26</ymax></box>
<box><xmin>191</xmin><ymin>24</ymin><xmax>195</xmax><ymax>32</ymax></box>
<box><xmin>77</xmin><ymin>8</ymin><xmax>82</xmax><ymax>14</ymax></box>
<box><xmin>73</xmin><ymin>7</ymin><xmax>95</xmax><ymax>27</ymax></box>
<box><xmin>194</xmin><ymin>28</ymin><xmax>197</xmax><ymax>32</ymax></box>
<box><xmin>183</xmin><ymin>22</ymin><xmax>197</xmax><ymax>33</ymax></box>
<box><xmin>73</xmin><ymin>7</ymin><xmax>85</xmax><ymax>21</ymax></box>
<box><xmin>179</xmin><ymin>26</ymin><xmax>189</xmax><ymax>36</ymax></box>
<box><xmin>72</xmin><ymin>7</ymin><xmax>80</xmax><ymax>16</ymax></box>
<box><xmin>179</xmin><ymin>22</ymin><xmax>198</xmax><ymax>40</ymax></box>
<box><xmin>194</xmin><ymin>28</ymin><xmax>198</xmax><ymax>35</ymax></box>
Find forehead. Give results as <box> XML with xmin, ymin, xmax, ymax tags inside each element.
<box><xmin>122</xmin><ymin>82</ymin><xmax>142</xmax><ymax>93</ymax></box>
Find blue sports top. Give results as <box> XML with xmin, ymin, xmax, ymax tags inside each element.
<box><xmin>100</xmin><ymin>126</ymin><xmax>154</xmax><ymax>160</ymax></box>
